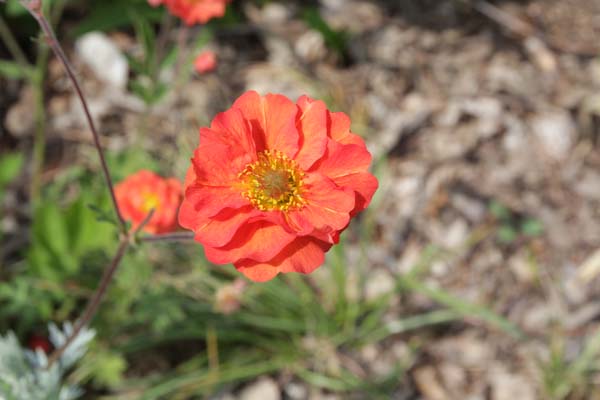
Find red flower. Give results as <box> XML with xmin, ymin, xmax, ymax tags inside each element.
<box><xmin>162</xmin><ymin>0</ymin><xmax>230</xmax><ymax>25</ymax></box>
<box><xmin>28</xmin><ymin>334</ymin><xmax>52</xmax><ymax>353</ymax></box>
<box><xmin>115</xmin><ymin>170</ymin><xmax>183</xmax><ymax>234</ymax></box>
<box><xmin>148</xmin><ymin>0</ymin><xmax>163</xmax><ymax>6</ymax></box>
<box><xmin>194</xmin><ymin>50</ymin><xmax>217</xmax><ymax>74</ymax></box>
<box><xmin>179</xmin><ymin>91</ymin><xmax>378</xmax><ymax>282</ymax></box>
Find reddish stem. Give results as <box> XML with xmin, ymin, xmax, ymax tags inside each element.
<box><xmin>46</xmin><ymin>210</ymin><xmax>155</xmax><ymax>367</ymax></box>
<box><xmin>21</xmin><ymin>0</ymin><xmax>126</xmax><ymax>230</ymax></box>
<box><xmin>140</xmin><ymin>231</ymin><xmax>195</xmax><ymax>242</ymax></box>
<box><xmin>18</xmin><ymin>0</ymin><xmax>196</xmax><ymax>368</ymax></box>
<box><xmin>45</xmin><ymin>239</ymin><xmax>129</xmax><ymax>366</ymax></box>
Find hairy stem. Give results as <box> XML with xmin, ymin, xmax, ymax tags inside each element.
<box><xmin>46</xmin><ymin>239</ymin><xmax>129</xmax><ymax>366</ymax></box>
<box><xmin>46</xmin><ymin>209</ymin><xmax>155</xmax><ymax>367</ymax></box>
<box><xmin>140</xmin><ymin>231</ymin><xmax>195</xmax><ymax>242</ymax></box>
<box><xmin>20</xmin><ymin>0</ymin><xmax>126</xmax><ymax>230</ymax></box>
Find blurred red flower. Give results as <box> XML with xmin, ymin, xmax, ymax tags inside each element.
<box><xmin>194</xmin><ymin>50</ymin><xmax>217</xmax><ymax>74</ymax></box>
<box><xmin>116</xmin><ymin>170</ymin><xmax>183</xmax><ymax>234</ymax></box>
<box><xmin>179</xmin><ymin>91</ymin><xmax>378</xmax><ymax>282</ymax></box>
<box><xmin>28</xmin><ymin>334</ymin><xmax>52</xmax><ymax>353</ymax></box>
<box><xmin>162</xmin><ymin>0</ymin><xmax>229</xmax><ymax>25</ymax></box>
<box><xmin>147</xmin><ymin>0</ymin><xmax>163</xmax><ymax>6</ymax></box>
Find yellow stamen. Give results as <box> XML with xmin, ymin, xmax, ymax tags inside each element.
<box><xmin>141</xmin><ymin>193</ymin><xmax>160</xmax><ymax>213</ymax></box>
<box><xmin>239</xmin><ymin>150</ymin><xmax>306</xmax><ymax>212</ymax></box>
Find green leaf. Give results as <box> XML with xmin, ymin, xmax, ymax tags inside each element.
<box><xmin>397</xmin><ymin>274</ymin><xmax>525</xmax><ymax>340</ymax></box>
<box><xmin>130</xmin><ymin>12</ymin><xmax>156</xmax><ymax>70</ymax></box>
<box><xmin>71</xmin><ymin>0</ymin><xmax>163</xmax><ymax>37</ymax></box>
<box><xmin>86</xmin><ymin>349</ymin><xmax>127</xmax><ymax>387</ymax></box>
<box><xmin>159</xmin><ymin>45</ymin><xmax>179</xmax><ymax>70</ymax></box>
<box><xmin>0</xmin><ymin>60</ymin><xmax>32</xmax><ymax>80</ymax></box>
<box><xmin>29</xmin><ymin>203</ymin><xmax>79</xmax><ymax>278</ymax></box>
<box><xmin>66</xmin><ymin>195</ymin><xmax>115</xmax><ymax>256</ymax></box>
<box><xmin>4</xmin><ymin>0</ymin><xmax>27</xmax><ymax>17</ymax></box>
<box><xmin>497</xmin><ymin>225</ymin><xmax>518</xmax><ymax>243</ymax></box>
<box><xmin>521</xmin><ymin>218</ymin><xmax>543</xmax><ymax>237</ymax></box>
<box><xmin>33</xmin><ymin>203</ymin><xmax>69</xmax><ymax>255</ymax></box>
<box><xmin>0</xmin><ymin>152</ymin><xmax>23</xmax><ymax>186</ymax></box>
<box><xmin>489</xmin><ymin>200</ymin><xmax>511</xmax><ymax>220</ymax></box>
<box><xmin>302</xmin><ymin>7</ymin><xmax>348</xmax><ymax>57</ymax></box>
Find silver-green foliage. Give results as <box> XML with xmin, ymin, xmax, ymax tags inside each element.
<box><xmin>0</xmin><ymin>322</ymin><xmax>94</xmax><ymax>400</ymax></box>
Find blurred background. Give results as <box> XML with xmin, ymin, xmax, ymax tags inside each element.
<box><xmin>1</xmin><ymin>0</ymin><xmax>600</xmax><ymax>398</ymax></box>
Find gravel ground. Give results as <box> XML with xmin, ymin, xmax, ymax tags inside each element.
<box><xmin>2</xmin><ymin>0</ymin><xmax>600</xmax><ymax>398</ymax></box>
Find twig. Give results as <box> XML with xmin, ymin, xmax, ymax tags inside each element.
<box><xmin>45</xmin><ymin>239</ymin><xmax>128</xmax><ymax>366</ymax></box>
<box><xmin>46</xmin><ymin>209</ymin><xmax>155</xmax><ymax>367</ymax></box>
<box><xmin>19</xmin><ymin>0</ymin><xmax>196</xmax><ymax>369</ymax></box>
<box><xmin>472</xmin><ymin>0</ymin><xmax>534</xmax><ymax>37</ymax></box>
<box><xmin>139</xmin><ymin>231</ymin><xmax>195</xmax><ymax>242</ymax></box>
<box><xmin>20</xmin><ymin>0</ymin><xmax>126</xmax><ymax>230</ymax></box>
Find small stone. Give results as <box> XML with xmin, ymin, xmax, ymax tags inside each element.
<box><xmin>451</xmin><ymin>192</ymin><xmax>487</xmax><ymax>223</ymax></box>
<box><xmin>521</xmin><ymin>302</ymin><xmax>554</xmax><ymax>332</ymax></box>
<box><xmin>262</xmin><ymin>2</ymin><xmax>293</xmax><ymax>25</ymax></box>
<box><xmin>461</xmin><ymin>97</ymin><xmax>503</xmax><ymax>138</ymax></box>
<box><xmin>239</xmin><ymin>377</ymin><xmax>280</xmax><ymax>400</ymax></box>
<box><xmin>574</xmin><ymin>170</ymin><xmax>600</xmax><ymax>201</ymax></box>
<box><xmin>5</xmin><ymin>86</ymin><xmax>35</xmax><ymax>137</ymax></box>
<box><xmin>413</xmin><ymin>366</ymin><xmax>450</xmax><ymax>400</ymax></box>
<box><xmin>295</xmin><ymin>30</ymin><xmax>327</xmax><ymax>63</ymax></box>
<box><xmin>244</xmin><ymin>64</ymin><xmax>318</xmax><ymax>101</ymax></box>
<box><xmin>284</xmin><ymin>382</ymin><xmax>307</xmax><ymax>400</ymax></box>
<box><xmin>365</xmin><ymin>269</ymin><xmax>394</xmax><ymax>300</ymax></box>
<box><xmin>75</xmin><ymin>32</ymin><xmax>128</xmax><ymax>89</ymax></box>
<box><xmin>321</xmin><ymin>0</ymin><xmax>383</xmax><ymax>33</ymax></box>
<box><xmin>489</xmin><ymin>366</ymin><xmax>536</xmax><ymax>400</ymax></box>
<box><xmin>508</xmin><ymin>252</ymin><xmax>537</xmax><ymax>284</ymax></box>
<box><xmin>530</xmin><ymin>110</ymin><xmax>576</xmax><ymax>160</ymax></box>
<box><xmin>438</xmin><ymin>363</ymin><xmax>467</xmax><ymax>395</ymax></box>
<box><xmin>442</xmin><ymin>219</ymin><xmax>469</xmax><ymax>249</ymax></box>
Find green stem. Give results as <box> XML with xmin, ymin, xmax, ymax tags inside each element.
<box><xmin>397</xmin><ymin>273</ymin><xmax>526</xmax><ymax>339</ymax></box>
<box><xmin>30</xmin><ymin>39</ymin><xmax>49</xmax><ymax>204</ymax></box>
<box><xmin>29</xmin><ymin>0</ymin><xmax>67</xmax><ymax>204</ymax></box>
<box><xmin>22</xmin><ymin>0</ymin><xmax>127</xmax><ymax>230</ymax></box>
<box><xmin>0</xmin><ymin>15</ymin><xmax>30</xmax><ymax>68</ymax></box>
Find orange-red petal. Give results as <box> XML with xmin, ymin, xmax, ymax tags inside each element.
<box><xmin>205</xmin><ymin>108</ymin><xmax>257</xmax><ymax>156</ymax></box>
<box><xmin>193</xmin><ymin>109</ymin><xmax>257</xmax><ymax>185</ymax></box>
<box><xmin>164</xmin><ymin>0</ymin><xmax>228</xmax><ymax>25</ymax></box>
<box><xmin>285</xmin><ymin>173</ymin><xmax>355</xmax><ymax>235</ymax></box>
<box><xmin>294</xmin><ymin>95</ymin><xmax>328</xmax><ymax>170</ymax></box>
<box><xmin>116</xmin><ymin>170</ymin><xmax>182</xmax><ymax>234</ymax></box>
<box><xmin>235</xmin><ymin>237</ymin><xmax>331</xmax><ymax>282</ymax></box>
<box><xmin>312</xmin><ymin>140</ymin><xmax>378</xmax><ymax>212</ymax></box>
<box><xmin>329</xmin><ymin>111</ymin><xmax>365</xmax><ymax>146</ymax></box>
<box><xmin>333</xmin><ymin>172</ymin><xmax>379</xmax><ymax>215</ymax></box>
<box><xmin>193</xmin><ymin>205</ymin><xmax>260</xmax><ymax>247</ymax></box>
<box><xmin>235</xmin><ymin>262</ymin><xmax>280</xmax><ymax>282</ymax></box>
<box><xmin>232</xmin><ymin>91</ymin><xmax>299</xmax><ymax>157</ymax></box>
<box><xmin>203</xmin><ymin>221</ymin><xmax>296</xmax><ymax>264</ymax></box>
<box><xmin>178</xmin><ymin>184</ymin><xmax>247</xmax><ymax>230</ymax></box>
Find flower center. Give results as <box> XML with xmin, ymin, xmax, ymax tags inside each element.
<box><xmin>239</xmin><ymin>150</ymin><xmax>306</xmax><ymax>212</ymax></box>
<box><xmin>141</xmin><ymin>193</ymin><xmax>160</xmax><ymax>213</ymax></box>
